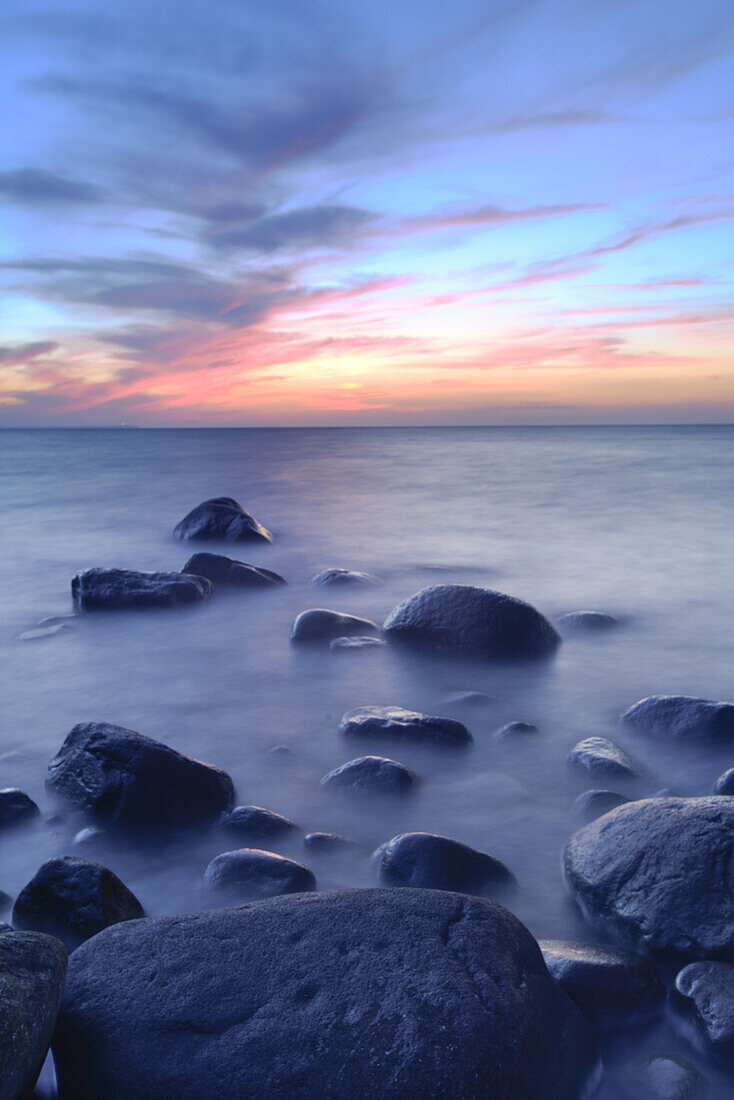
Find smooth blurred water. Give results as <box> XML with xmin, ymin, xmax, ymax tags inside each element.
<box><xmin>2</xmin><ymin>425</ymin><xmax>734</xmax><ymax>1093</ymax></box>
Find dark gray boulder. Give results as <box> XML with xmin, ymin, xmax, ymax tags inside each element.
<box><xmin>12</xmin><ymin>856</ymin><xmax>144</xmax><ymax>952</ymax></box>
<box><xmin>675</xmin><ymin>961</ymin><xmax>734</xmax><ymax>1054</ymax></box>
<box><xmin>495</xmin><ymin>721</ymin><xmax>539</xmax><ymax>738</ymax></box>
<box><xmin>0</xmin><ymin>932</ymin><xmax>67</xmax><ymax>1100</ymax></box>
<box><xmin>382</xmin><ymin>584</ymin><xmax>560</xmax><ymax>660</ymax></box>
<box><xmin>340</xmin><ymin>705</ymin><xmax>471</xmax><ymax>747</ymax></box>
<box><xmin>72</xmin><ymin>568</ymin><xmax>211</xmax><ymax>610</ymax></box>
<box><xmin>574</xmin><ymin>790</ymin><xmax>630</xmax><ymax>821</ymax></box>
<box><xmin>182</xmin><ymin>552</ymin><xmax>285</xmax><ymax>588</ymax></box>
<box><xmin>321</xmin><ymin>756</ymin><xmax>418</xmax><ymax>793</ymax></box>
<box><xmin>329</xmin><ymin>635</ymin><xmax>387</xmax><ymax>651</ymax></box>
<box><xmin>567</xmin><ymin>737</ymin><xmax>638</xmax><ymax>778</ymax></box>
<box><xmin>205</xmin><ymin>849</ymin><xmax>316</xmax><ymax>900</ymax></box>
<box><xmin>540</xmin><ymin>939</ymin><xmax>664</xmax><ymax>1031</ymax></box>
<box><xmin>47</xmin><ymin>722</ymin><xmax>234</xmax><ymax>829</ymax></box>
<box><xmin>303</xmin><ymin>832</ymin><xmax>354</xmax><ymax>851</ymax></box>
<box><xmin>173</xmin><ymin>497</ymin><xmax>272</xmax><ymax>543</ymax></box>
<box><xmin>290</xmin><ymin>609</ymin><xmax>380</xmax><ymax>645</ymax></box>
<box><xmin>376</xmin><ymin>833</ymin><xmax>514</xmax><ymax>895</ymax></box>
<box><xmin>220</xmin><ymin>805</ymin><xmax>297</xmax><ymax>838</ymax></box>
<box><xmin>0</xmin><ymin>788</ymin><xmax>39</xmax><ymax>827</ymax></box>
<box><xmin>52</xmin><ymin>888</ymin><xmax>596</xmax><ymax>1100</ymax></box>
<box><xmin>309</xmin><ymin>568</ymin><xmax>379</xmax><ymax>587</ymax></box>
<box><xmin>622</xmin><ymin>695</ymin><xmax>734</xmax><ymax>740</ymax></box>
<box><xmin>556</xmin><ymin>611</ymin><xmax>618</xmax><ymax>633</ymax></box>
<box><xmin>564</xmin><ymin>797</ymin><xmax>734</xmax><ymax>960</ymax></box>
<box><xmin>715</xmin><ymin>768</ymin><xmax>734</xmax><ymax>795</ymax></box>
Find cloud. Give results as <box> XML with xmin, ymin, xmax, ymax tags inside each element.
<box><xmin>209</xmin><ymin>204</ymin><xmax>374</xmax><ymax>251</ymax></box>
<box><xmin>0</xmin><ymin>340</ymin><xmax>60</xmax><ymax>364</ymax></box>
<box><xmin>402</xmin><ymin>201</ymin><xmax>602</xmax><ymax>234</ymax></box>
<box><xmin>0</xmin><ymin>168</ymin><xmax>104</xmax><ymax>205</ymax></box>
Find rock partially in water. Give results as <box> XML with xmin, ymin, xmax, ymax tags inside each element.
<box><xmin>47</xmin><ymin>722</ymin><xmax>234</xmax><ymax>829</ymax></box>
<box><xmin>321</xmin><ymin>756</ymin><xmax>418</xmax><ymax>793</ymax></box>
<box><xmin>540</xmin><ymin>939</ymin><xmax>664</xmax><ymax>1031</ymax></box>
<box><xmin>714</xmin><ymin>768</ymin><xmax>734</xmax><ymax>795</ymax></box>
<box><xmin>173</xmin><ymin>497</ymin><xmax>272</xmax><ymax>543</ymax></box>
<box><xmin>204</xmin><ymin>849</ymin><xmax>315</xmax><ymax>900</ymax></box>
<box><xmin>564</xmin><ymin>797</ymin><xmax>734</xmax><ymax>960</ymax></box>
<box><xmin>556</xmin><ymin>611</ymin><xmax>619</xmax><ymax>633</ymax></box>
<box><xmin>376</xmin><ymin>833</ymin><xmax>514</xmax><ymax>894</ymax></box>
<box><xmin>340</xmin><ymin>705</ymin><xmax>471</xmax><ymax>747</ymax></box>
<box><xmin>495</xmin><ymin>721</ymin><xmax>540</xmax><ymax>738</ymax></box>
<box><xmin>619</xmin><ymin>1055</ymin><xmax>705</xmax><ymax>1100</ymax></box>
<box><xmin>329</xmin><ymin>635</ymin><xmax>387</xmax><ymax>651</ymax></box>
<box><xmin>574</xmin><ymin>789</ymin><xmax>630</xmax><ymax>821</ymax></box>
<box><xmin>52</xmin><ymin>888</ymin><xmax>596</xmax><ymax>1100</ymax></box>
<box><xmin>0</xmin><ymin>931</ymin><xmax>67</xmax><ymax>1100</ymax></box>
<box><xmin>443</xmin><ymin>689</ymin><xmax>496</xmax><ymax>706</ymax></box>
<box><xmin>303</xmin><ymin>832</ymin><xmax>355</xmax><ymax>851</ymax></box>
<box><xmin>290</xmin><ymin>609</ymin><xmax>381</xmax><ymax>645</ymax></box>
<box><xmin>567</xmin><ymin>737</ymin><xmax>638</xmax><ymax>778</ymax></box>
<box><xmin>622</xmin><ymin>695</ymin><xmax>734</xmax><ymax>741</ymax></box>
<box><xmin>382</xmin><ymin>584</ymin><xmax>560</xmax><ymax>660</ymax></box>
<box><xmin>309</xmin><ymin>568</ymin><xmax>379</xmax><ymax>587</ymax></box>
<box><xmin>0</xmin><ymin>788</ymin><xmax>39</xmax><ymax>827</ymax></box>
<box><xmin>12</xmin><ymin>857</ymin><xmax>144</xmax><ymax>952</ymax></box>
<box><xmin>182</xmin><ymin>552</ymin><xmax>285</xmax><ymax>588</ymax></box>
<box><xmin>675</xmin><ymin>961</ymin><xmax>734</xmax><ymax>1054</ymax></box>
<box><xmin>72</xmin><ymin>568</ymin><xmax>211</xmax><ymax>610</ymax></box>
<box><xmin>220</xmin><ymin>805</ymin><xmax>298</xmax><ymax>839</ymax></box>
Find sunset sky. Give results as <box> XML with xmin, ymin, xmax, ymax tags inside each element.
<box><xmin>1</xmin><ymin>0</ymin><xmax>733</xmax><ymax>425</ymax></box>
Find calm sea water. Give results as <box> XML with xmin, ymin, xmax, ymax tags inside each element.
<box><xmin>2</xmin><ymin>425</ymin><xmax>734</xmax><ymax>1094</ymax></box>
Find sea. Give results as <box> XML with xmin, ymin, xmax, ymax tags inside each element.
<box><xmin>2</xmin><ymin>425</ymin><xmax>734</xmax><ymax>1095</ymax></box>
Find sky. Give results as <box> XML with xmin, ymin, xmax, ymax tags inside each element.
<box><xmin>0</xmin><ymin>0</ymin><xmax>733</xmax><ymax>426</ymax></box>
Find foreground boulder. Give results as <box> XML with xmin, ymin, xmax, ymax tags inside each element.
<box><xmin>173</xmin><ymin>497</ymin><xmax>272</xmax><ymax>543</ymax></box>
<box><xmin>564</xmin><ymin>797</ymin><xmax>734</xmax><ymax>959</ymax></box>
<box><xmin>321</xmin><ymin>756</ymin><xmax>418</xmax><ymax>793</ymax></box>
<box><xmin>382</xmin><ymin>584</ymin><xmax>560</xmax><ymax>660</ymax></box>
<box><xmin>205</xmin><ymin>849</ymin><xmax>316</xmax><ymax>900</ymax></box>
<box><xmin>567</xmin><ymin>737</ymin><xmax>638</xmax><ymax>778</ymax></box>
<box><xmin>621</xmin><ymin>695</ymin><xmax>734</xmax><ymax>740</ymax></box>
<box><xmin>0</xmin><ymin>932</ymin><xmax>67</xmax><ymax>1100</ymax></box>
<box><xmin>376</xmin><ymin>833</ymin><xmax>514</xmax><ymax>895</ymax></box>
<box><xmin>341</xmin><ymin>705</ymin><xmax>471</xmax><ymax>747</ymax></box>
<box><xmin>220</xmin><ymin>805</ymin><xmax>297</xmax><ymax>839</ymax></box>
<box><xmin>675</xmin><ymin>961</ymin><xmax>734</xmax><ymax>1054</ymax></box>
<box><xmin>309</xmin><ymin>568</ymin><xmax>379</xmax><ymax>587</ymax></box>
<box><xmin>13</xmin><ymin>857</ymin><xmax>144</xmax><ymax>951</ymax></box>
<box><xmin>52</xmin><ymin>889</ymin><xmax>596</xmax><ymax>1100</ymax></box>
<box><xmin>0</xmin><ymin>788</ymin><xmax>39</xmax><ymax>827</ymax></box>
<box><xmin>47</xmin><ymin>722</ymin><xmax>234</xmax><ymax>828</ymax></box>
<box><xmin>72</xmin><ymin>568</ymin><xmax>211</xmax><ymax>610</ymax></box>
<box><xmin>290</xmin><ymin>609</ymin><xmax>381</xmax><ymax>645</ymax></box>
<box><xmin>182</xmin><ymin>553</ymin><xmax>285</xmax><ymax>589</ymax></box>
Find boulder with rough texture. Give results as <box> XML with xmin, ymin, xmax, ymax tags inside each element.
<box><xmin>309</xmin><ymin>568</ymin><xmax>379</xmax><ymax>587</ymax></box>
<box><xmin>0</xmin><ymin>932</ymin><xmax>67</xmax><ymax>1100</ymax></box>
<box><xmin>47</xmin><ymin>722</ymin><xmax>234</xmax><ymax>828</ymax></box>
<box><xmin>72</xmin><ymin>568</ymin><xmax>211</xmax><ymax>610</ymax></box>
<box><xmin>621</xmin><ymin>695</ymin><xmax>734</xmax><ymax>740</ymax></box>
<box><xmin>173</xmin><ymin>497</ymin><xmax>272</xmax><ymax>543</ymax></box>
<box><xmin>340</xmin><ymin>705</ymin><xmax>471</xmax><ymax>747</ymax></box>
<box><xmin>567</xmin><ymin>737</ymin><xmax>638</xmax><ymax>778</ymax></box>
<box><xmin>573</xmin><ymin>790</ymin><xmax>630</xmax><ymax>821</ymax></box>
<box><xmin>205</xmin><ymin>849</ymin><xmax>316</xmax><ymax>899</ymax></box>
<box><xmin>556</xmin><ymin>611</ymin><xmax>618</xmax><ymax>633</ymax></box>
<box><xmin>52</xmin><ymin>888</ymin><xmax>596</xmax><ymax>1100</ymax></box>
<box><xmin>0</xmin><ymin>788</ymin><xmax>39</xmax><ymax>827</ymax></box>
<box><xmin>12</xmin><ymin>856</ymin><xmax>144</xmax><ymax>952</ymax></box>
<box><xmin>290</xmin><ymin>609</ymin><xmax>380</xmax><ymax>645</ymax></box>
<box><xmin>675</xmin><ymin>961</ymin><xmax>734</xmax><ymax>1054</ymax></box>
<box><xmin>182</xmin><ymin>553</ymin><xmax>285</xmax><ymax>588</ymax></box>
<box><xmin>376</xmin><ymin>833</ymin><xmax>514</xmax><ymax>895</ymax></box>
<box><xmin>564</xmin><ymin>796</ymin><xmax>734</xmax><ymax>960</ymax></box>
<box><xmin>321</xmin><ymin>756</ymin><xmax>418</xmax><ymax>793</ymax></box>
<box><xmin>382</xmin><ymin>584</ymin><xmax>560</xmax><ymax>660</ymax></box>
<box><xmin>219</xmin><ymin>805</ymin><xmax>297</xmax><ymax>838</ymax></box>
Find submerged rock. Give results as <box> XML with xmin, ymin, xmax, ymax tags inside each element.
<box><xmin>173</xmin><ymin>497</ymin><xmax>272</xmax><ymax>543</ymax></box>
<box><xmin>321</xmin><ymin>756</ymin><xmax>418</xmax><ymax>793</ymax></box>
<box><xmin>330</xmin><ymin>635</ymin><xmax>387</xmax><ymax>651</ymax></box>
<box><xmin>47</xmin><ymin>722</ymin><xmax>234</xmax><ymax>828</ymax></box>
<box><xmin>220</xmin><ymin>805</ymin><xmax>297</xmax><ymax>838</ymax></box>
<box><xmin>495</xmin><ymin>721</ymin><xmax>539</xmax><ymax>738</ymax></box>
<box><xmin>556</xmin><ymin>611</ymin><xmax>618</xmax><ymax>633</ymax></box>
<box><xmin>567</xmin><ymin>737</ymin><xmax>638</xmax><ymax>778</ymax></box>
<box><xmin>204</xmin><ymin>849</ymin><xmax>315</xmax><ymax>900</ymax></box>
<box><xmin>290</xmin><ymin>609</ymin><xmax>380</xmax><ymax>645</ymax></box>
<box><xmin>675</xmin><ymin>961</ymin><xmax>734</xmax><ymax>1054</ymax></box>
<box><xmin>564</xmin><ymin>797</ymin><xmax>734</xmax><ymax>960</ymax></box>
<box><xmin>376</xmin><ymin>833</ymin><xmax>514</xmax><ymax>894</ymax></box>
<box><xmin>13</xmin><ymin>856</ymin><xmax>143</xmax><ymax>952</ymax></box>
<box><xmin>72</xmin><ymin>568</ymin><xmax>211</xmax><ymax>610</ymax></box>
<box><xmin>52</xmin><ymin>888</ymin><xmax>596</xmax><ymax>1100</ymax></box>
<box><xmin>0</xmin><ymin>788</ymin><xmax>39</xmax><ymax>827</ymax></box>
<box><xmin>303</xmin><ymin>832</ymin><xmax>354</xmax><ymax>852</ymax></box>
<box><xmin>443</xmin><ymin>689</ymin><xmax>496</xmax><ymax>706</ymax></box>
<box><xmin>182</xmin><ymin>552</ymin><xmax>285</xmax><ymax>588</ymax></box>
<box><xmin>382</xmin><ymin>584</ymin><xmax>560</xmax><ymax>660</ymax></box>
<box><xmin>574</xmin><ymin>789</ymin><xmax>630</xmax><ymax>821</ymax></box>
<box><xmin>0</xmin><ymin>932</ymin><xmax>67</xmax><ymax>1100</ymax></box>
<box><xmin>340</xmin><ymin>705</ymin><xmax>471</xmax><ymax>747</ymax></box>
<box><xmin>622</xmin><ymin>695</ymin><xmax>734</xmax><ymax>740</ymax></box>
<box><xmin>309</xmin><ymin>568</ymin><xmax>379</xmax><ymax>587</ymax></box>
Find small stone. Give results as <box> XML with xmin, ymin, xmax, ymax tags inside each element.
<box><xmin>303</xmin><ymin>833</ymin><xmax>355</xmax><ymax>851</ymax></box>
<box><xmin>556</xmin><ymin>611</ymin><xmax>618</xmax><ymax>633</ymax></box>
<box><xmin>567</xmin><ymin>737</ymin><xmax>638</xmax><ymax>778</ymax></box>
<box><xmin>495</xmin><ymin>721</ymin><xmax>539</xmax><ymax>738</ymax></box>
<box><xmin>574</xmin><ymin>790</ymin><xmax>630</xmax><ymax>821</ymax></box>
<box><xmin>309</xmin><ymin>568</ymin><xmax>379</xmax><ymax>587</ymax></box>
<box><xmin>443</xmin><ymin>690</ymin><xmax>496</xmax><ymax>706</ymax></box>
<box><xmin>321</xmin><ymin>756</ymin><xmax>418</xmax><ymax>793</ymax></box>
<box><xmin>340</xmin><ymin>705</ymin><xmax>471</xmax><ymax>747</ymax></box>
<box><xmin>204</xmin><ymin>849</ymin><xmax>316</xmax><ymax>899</ymax></box>
<box><xmin>375</xmin><ymin>832</ymin><xmax>514</xmax><ymax>894</ymax></box>
<box><xmin>675</xmin><ymin>961</ymin><xmax>734</xmax><ymax>1054</ymax></box>
<box><xmin>290</xmin><ymin>609</ymin><xmax>381</xmax><ymax>645</ymax></box>
<box><xmin>0</xmin><ymin>788</ymin><xmax>40</xmax><ymax>827</ymax></box>
<box><xmin>182</xmin><ymin>552</ymin><xmax>285</xmax><ymax>588</ymax></box>
<box><xmin>173</xmin><ymin>497</ymin><xmax>272</xmax><ymax>543</ymax></box>
<box><xmin>219</xmin><ymin>805</ymin><xmax>298</xmax><ymax>838</ymax></box>
<box><xmin>329</xmin><ymin>635</ymin><xmax>387</xmax><ymax>650</ymax></box>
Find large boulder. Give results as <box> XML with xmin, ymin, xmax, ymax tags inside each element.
<box><xmin>382</xmin><ymin>584</ymin><xmax>560</xmax><ymax>660</ymax></box>
<box><xmin>290</xmin><ymin>609</ymin><xmax>380</xmax><ymax>645</ymax></box>
<box><xmin>47</xmin><ymin>722</ymin><xmax>234</xmax><ymax>829</ymax></box>
<box><xmin>204</xmin><ymin>849</ymin><xmax>316</xmax><ymax>900</ymax></box>
<box><xmin>321</xmin><ymin>756</ymin><xmax>418</xmax><ymax>793</ymax></box>
<box><xmin>340</xmin><ymin>705</ymin><xmax>471</xmax><ymax>747</ymax></box>
<box><xmin>0</xmin><ymin>932</ymin><xmax>67</xmax><ymax>1100</ymax></box>
<box><xmin>52</xmin><ymin>889</ymin><xmax>596</xmax><ymax>1100</ymax></box>
<box><xmin>0</xmin><ymin>788</ymin><xmax>39</xmax><ymax>827</ymax></box>
<box><xmin>564</xmin><ymin>797</ymin><xmax>734</xmax><ymax>960</ymax></box>
<box><xmin>72</xmin><ymin>568</ymin><xmax>211</xmax><ymax>610</ymax></box>
<box><xmin>13</xmin><ymin>856</ymin><xmax>144</xmax><ymax>952</ymax></box>
<box><xmin>173</xmin><ymin>497</ymin><xmax>272</xmax><ymax>543</ymax></box>
<box><xmin>376</xmin><ymin>833</ymin><xmax>514</xmax><ymax>895</ymax></box>
<box><xmin>621</xmin><ymin>695</ymin><xmax>734</xmax><ymax>740</ymax></box>
<box><xmin>182</xmin><ymin>553</ymin><xmax>285</xmax><ymax>589</ymax></box>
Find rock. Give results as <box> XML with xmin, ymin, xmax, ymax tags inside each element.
<box><xmin>181</xmin><ymin>552</ymin><xmax>285</xmax><ymax>588</ymax></box>
<box><xmin>0</xmin><ymin>932</ymin><xmax>67</xmax><ymax>1100</ymax></box>
<box><xmin>309</xmin><ymin>568</ymin><xmax>379</xmax><ymax>587</ymax></box>
<box><xmin>12</xmin><ymin>856</ymin><xmax>144</xmax><ymax>952</ymax></box>
<box><xmin>266</xmin><ymin>744</ymin><xmax>292</xmax><ymax>757</ymax></box>
<box><xmin>443</xmin><ymin>689</ymin><xmax>496</xmax><ymax>706</ymax></box>
<box><xmin>564</xmin><ymin>796</ymin><xmax>734</xmax><ymax>960</ymax></box>
<box><xmin>303</xmin><ymin>832</ymin><xmax>354</xmax><ymax>851</ymax></box>
<box><xmin>637</xmin><ymin>1055</ymin><xmax>705</xmax><ymax>1100</ymax></box>
<box><xmin>72</xmin><ymin>568</ymin><xmax>211</xmax><ymax>610</ymax></box>
<box><xmin>556</xmin><ymin>611</ymin><xmax>618</xmax><ymax>633</ymax></box>
<box><xmin>329</xmin><ymin>635</ymin><xmax>387</xmax><ymax>651</ymax></box>
<box><xmin>0</xmin><ymin>788</ymin><xmax>40</xmax><ymax>827</ymax></box>
<box><xmin>540</xmin><ymin>940</ymin><xmax>664</xmax><ymax>1031</ymax></box>
<box><xmin>47</xmin><ymin>722</ymin><xmax>234</xmax><ymax>829</ymax></box>
<box><xmin>0</xmin><ymin>923</ymin><xmax>12</xmax><ymax>934</ymax></box>
<box><xmin>715</xmin><ymin>768</ymin><xmax>734</xmax><ymax>794</ymax></box>
<box><xmin>52</xmin><ymin>888</ymin><xmax>596</xmax><ymax>1100</ymax></box>
<box><xmin>376</xmin><ymin>833</ymin><xmax>514</xmax><ymax>894</ymax></box>
<box><xmin>219</xmin><ymin>805</ymin><xmax>297</xmax><ymax>838</ymax></box>
<box><xmin>321</xmin><ymin>756</ymin><xmax>418</xmax><ymax>793</ymax></box>
<box><xmin>622</xmin><ymin>695</ymin><xmax>734</xmax><ymax>741</ymax></box>
<box><xmin>382</xmin><ymin>584</ymin><xmax>560</xmax><ymax>660</ymax></box>
<box><xmin>675</xmin><ymin>961</ymin><xmax>734</xmax><ymax>1054</ymax></box>
<box><xmin>290</xmin><ymin>609</ymin><xmax>381</xmax><ymax>645</ymax></box>
<box><xmin>495</xmin><ymin>721</ymin><xmax>539</xmax><ymax>738</ymax></box>
<box><xmin>567</xmin><ymin>737</ymin><xmax>638</xmax><ymax>778</ymax></box>
<box><xmin>204</xmin><ymin>849</ymin><xmax>315</xmax><ymax>900</ymax></box>
<box><xmin>574</xmin><ymin>790</ymin><xmax>630</xmax><ymax>821</ymax></box>
<box><xmin>340</xmin><ymin>705</ymin><xmax>471</xmax><ymax>747</ymax></box>
<box><xmin>173</xmin><ymin>497</ymin><xmax>272</xmax><ymax>543</ymax></box>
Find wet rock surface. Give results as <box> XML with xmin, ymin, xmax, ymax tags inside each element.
<box><xmin>340</xmin><ymin>705</ymin><xmax>472</xmax><ymax>747</ymax></box>
<box><xmin>204</xmin><ymin>848</ymin><xmax>316</xmax><ymax>899</ymax></box>
<box><xmin>72</xmin><ymin>567</ymin><xmax>211</xmax><ymax>609</ymax></box>
<box><xmin>567</xmin><ymin>736</ymin><xmax>638</xmax><ymax>777</ymax></box>
<box><xmin>622</xmin><ymin>695</ymin><xmax>734</xmax><ymax>741</ymax></box>
<box><xmin>321</xmin><ymin>755</ymin><xmax>418</xmax><ymax>793</ymax></box>
<box><xmin>675</xmin><ymin>961</ymin><xmax>734</xmax><ymax>1054</ymax></box>
<box><xmin>173</xmin><ymin>497</ymin><xmax>273</xmax><ymax>543</ymax></box>
<box><xmin>182</xmin><ymin>552</ymin><xmax>285</xmax><ymax>588</ymax></box>
<box><xmin>290</xmin><ymin>609</ymin><xmax>381</xmax><ymax>644</ymax></box>
<box><xmin>375</xmin><ymin>832</ymin><xmax>515</xmax><ymax>894</ymax></box>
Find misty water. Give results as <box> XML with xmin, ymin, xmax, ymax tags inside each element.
<box><xmin>2</xmin><ymin>425</ymin><xmax>734</xmax><ymax>1095</ymax></box>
